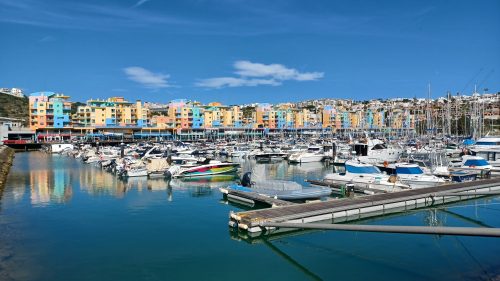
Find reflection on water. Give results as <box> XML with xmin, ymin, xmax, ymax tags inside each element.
<box><xmin>0</xmin><ymin>152</ymin><xmax>499</xmax><ymax>281</ymax></box>
<box><xmin>19</xmin><ymin>154</ymin><xmax>339</xmax><ymax>207</ymax></box>
<box><xmin>30</xmin><ymin>168</ymin><xmax>73</xmax><ymax>205</ymax></box>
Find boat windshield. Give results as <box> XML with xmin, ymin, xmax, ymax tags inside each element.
<box><xmin>464</xmin><ymin>159</ymin><xmax>489</xmax><ymax>167</ymax></box>
<box><xmin>346</xmin><ymin>164</ymin><xmax>381</xmax><ymax>174</ymax></box>
<box><xmin>372</xmin><ymin>144</ymin><xmax>387</xmax><ymax>150</ymax></box>
<box><xmin>396</xmin><ymin>166</ymin><xmax>423</xmax><ymax>174</ymax></box>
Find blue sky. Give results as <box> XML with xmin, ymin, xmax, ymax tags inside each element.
<box><xmin>1</xmin><ymin>0</ymin><xmax>499</xmax><ymax>105</ymax></box>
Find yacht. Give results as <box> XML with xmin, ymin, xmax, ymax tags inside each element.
<box><xmin>353</xmin><ymin>138</ymin><xmax>405</xmax><ymax>164</ymax></box>
<box><xmin>323</xmin><ymin>160</ymin><xmax>410</xmax><ymax>193</ymax></box>
<box><xmin>469</xmin><ymin>137</ymin><xmax>500</xmax><ymax>167</ymax></box>
<box><xmin>253</xmin><ymin>148</ymin><xmax>287</xmax><ymax>163</ymax></box>
<box><xmin>288</xmin><ymin>146</ymin><xmax>326</xmax><ymax>163</ymax></box>
<box><xmin>449</xmin><ymin>155</ymin><xmax>492</xmax><ymax>171</ymax></box>
<box><xmin>47</xmin><ymin>143</ymin><xmax>74</xmax><ymax>154</ymax></box>
<box><xmin>393</xmin><ymin>163</ymin><xmax>448</xmax><ymax>188</ymax></box>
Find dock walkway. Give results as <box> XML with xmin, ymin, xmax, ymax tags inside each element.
<box><xmin>220</xmin><ymin>188</ymin><xmax>296</xmax><ymax>207</ymax></box>
<box><xmin>229</xmin><ymin>178</ymin><xmax>500</xmax><ymax>235</ymax></box>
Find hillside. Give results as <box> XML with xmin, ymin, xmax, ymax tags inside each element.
<box><xmin>0</xmin><ymin>93</ymin><xmax>29</xmax><ymax>125</ymax></box>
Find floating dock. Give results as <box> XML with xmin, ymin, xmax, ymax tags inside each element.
<box><xmin>220</xmin><ymin>187</ymin><xmax>296</xmax><ymax>207</ymax></box>
<box><xmin>228</xmin><ymin>178</ymin><xmax>500</xmax><ymax>236</ymax></box>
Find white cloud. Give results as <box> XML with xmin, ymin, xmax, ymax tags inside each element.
<box><xmin>196</xmin><ymin>77</ymin><xmax>280</xmax><ymax>88</ymax></box>
<box><xmin>124</xmin><ymin>66</ymin><xmax>170</xmax><ymax>89</ymax></box>
<box><xmin>197</xmin><ymin>60</ymin><xmax>323</xmax><ymax>88</ymax></box>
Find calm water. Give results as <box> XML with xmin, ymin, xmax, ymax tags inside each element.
<box><xmin>1</xmin><ymin>152</ymin><xmax>499</xmax><ymax>281</ymax></box>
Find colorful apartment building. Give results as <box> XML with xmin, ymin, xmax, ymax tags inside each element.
<box><xmin>28</xmin><ymin>94</ymin><xmax>422</xmax><ymax>133</ymax></box>
<box><xmin>203</xmin><ymin>106</ymin><xmax>222</xmax><ymax>128</ymax></box>
<box><xmin>74</xmin><ymin>97</ymin><xmax>150</xmax><ymax>128</ymax></box>
<box><xmin>253</xmin><ymin>103</ymin><xmax>272</xmax><ymax>128</ymax></box>
<box><xmin>272</xmin><ymin>109</ymin><xmax>293</xmax><ymax>129</ymax></box>
<box><xmin>221</xmin><ymin>106</ymin><xmax>243</xmax><ymax>128</ymax></box>
<box><xmin>321</xmin><ymin>106</ymin><xmax>336</xmax><ymax>128</ymax></box>
<box><xmin>29</xmin><ymin>92</ymin><xmax>72</xmax><ymax>130</ymax></box>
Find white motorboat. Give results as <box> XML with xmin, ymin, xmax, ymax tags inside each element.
<box><xmin>323</xmin><ymin>160</ymin><xmax>409</xmax><ymax>193</ymax></box>
<box><xmin>229</xmin><ymin>146</ymin><xmax>250</xmax><ymax>158</ymax></box>
<box><xmin>469</xmin><ymin>137</ymin><xmax>500</xmax><ymax>167</ymax></box>
<box><xmin>288</xmin><ymin>146</ymin><xmax>325</xmax><ymax>163</ymax></box>
<box><xmin>394</xmin><ymin>163</ymin><xmax>448</xmax><ymax>188</ymax></box>
<box><xmin>449</xmin><ymin>155</ymin><xmax>492</xmax><ymax>171</ymax></box>
<box><xmin>353</xmin><ymin>138</ymin><xmax>405</xmax><ymax>164</ymax></box>
<box><xmin>47</xmin><ymin>143</ymin><xmax>74</xmax><ymax>154</ymax></box>
<box><xmin>121</xmin><ymin>167</ymin><xmax>148</xmax><ymax>177</ymax></box>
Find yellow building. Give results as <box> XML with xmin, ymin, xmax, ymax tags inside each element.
<box><xmin>203</xmin><ymin>107</ymin><xmax>222</xmax><ymax>128</ymax></box>
<box><xmin>221</xmin><ymin>106</ymin><xmax>243</xmax><ymax>127</ymax></box>
<box><xmin>74</xmin><ymin>97</ymin><xmax>150</xmax><ymax>128</ymax></box>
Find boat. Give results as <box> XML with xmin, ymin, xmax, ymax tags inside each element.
<box><xmin>120</xmin><ymin>167</ymin><xmax>148</xmax><ymax>177</ymax></box>
<box><xmin>469</xmin><ymin>136</ymin><xmax>500</xmax><ymax>167</ymax></box>
<box><xmin>168</xmin><ymin>159</ymin><xmax>239</xmax><ymax>178</ymax></box>
<box><xmin>253</xmin><ymin>148</ymin><xmax>287</xmax><ymax>163</ymax></box>
<box><xmin>393</xmin><ymin>163</ymin><xmax>448</xmax><ymax>188</ymax></box>
<box><xmin>170</xmin><ymin>174</ymin><xmax>239</xmax><ymax>189</ymax></box>
<box><xmin>288</xmin><ymin>146</ymin><xmax>325</xmax><ymax>163</ymax></box>
<box><xmin>145</xmin><ymin>158</ymin><xmax>170</xmax><ymax>178</ymax></box>
<box><xmin>47</xmin><ymin>143</ymin><xmax>74</xmax><ymax>154</ymax></box>
<box><xmin>449</xmin><ymin>155</ymin><xmax>492</xmax><ymax>171</ymax></box>
<box><xmin>229</xmin><ymin>145</ymin><xmax>250</xmax><ymax>158</ymax></box>
<box><xmin>227</xmin><ymin>165</ymin><xmax>331</xmax><ymax>200</ymax></box>
<box><xmin>353</xmin><ymin>138</ymin><xmax>404</xmax><ymax>164</ymax></box>
<box><xmin>226</xmin><ymin>183</ymin><xmax>331</xmax><ymax>201</ymax></box>
<box><xmin>323</xmin><ymin>160</ymin><xmax>410</xmax><ymax>192</ymax></box>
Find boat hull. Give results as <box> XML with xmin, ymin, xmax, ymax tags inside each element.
<box><xmin>176</xmin><ymin>164</ymin><xmax>239</xmax><ymax>178</ymax></box>
<box><xmin>289</xmin><ymin>154</ymin><xmax>324</xmax><ymax>163</ymax></box>
<box><xmin>228</xmin><ymin>185</ymin><xmax>331</xmax><ymax>200</ymax></box>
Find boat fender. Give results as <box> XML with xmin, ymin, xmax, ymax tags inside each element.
<box><xmin>388</xmin><ymin>175</ymin><xmax>397</xmax><ymax>183</ymax></box>
<box><xmin>383</xmin><ymin>161</ymin><xmax>389</xmax><ymax>167</ymax></box>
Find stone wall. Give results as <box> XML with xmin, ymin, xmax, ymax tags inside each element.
<box><xmin>0</xmin><ymin>145</ymin><xmax>15</xmax><ymax>191</ymax></box>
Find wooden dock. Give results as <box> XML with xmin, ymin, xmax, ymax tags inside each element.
<box><xmin>228</xmin><ymin>178</ymin><xmax>500</xmax><ymax>236</ymax></box>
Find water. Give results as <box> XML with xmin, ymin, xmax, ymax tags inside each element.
<box><xmin>1</xmin><ymin>152</ymin><xmax>499</xmax><ymax>281</ymax></box>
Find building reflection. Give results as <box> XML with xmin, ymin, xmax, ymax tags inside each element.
<box><xmin>78</xmin><ymin>167</ymin><xmax>128</xmax><ymax>198</ymax></box>
<box><xmin>23</xmin><ymin>155</ymin><xmax>333</xmax><ymax>206</ymax></box>
<box><xmin>29</xmin><ymin>168</ymin><xmax>73</xmax><ymax>205</ymax></box>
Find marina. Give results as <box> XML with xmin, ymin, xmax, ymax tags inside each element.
<box><xmin>1</xmin><ymin>149</ymin><xmax>500</xmax><ymax>280</ymax></box>
<box><xmin>1</xmin><ymin>0</ymin><xmax>499</xmax><ymax>280</ymax></box>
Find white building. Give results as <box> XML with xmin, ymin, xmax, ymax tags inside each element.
<box><xmin>0</xmin><ymin>88</ymin><xmax>25</xmax><ymax>98</ymax></box>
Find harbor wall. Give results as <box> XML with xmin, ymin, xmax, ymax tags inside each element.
<box><xmin>0</xmin><ymin>146</ymin><xmax>15</xmax><ymax>192</ymax></box>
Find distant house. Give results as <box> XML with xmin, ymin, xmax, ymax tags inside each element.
<box><xmin>0</xmin><ymin>88</ymin><xmax>25</xmax><ymax>98</ymax></box>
